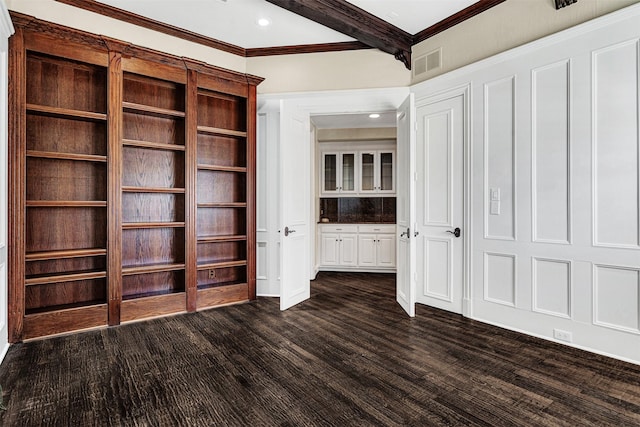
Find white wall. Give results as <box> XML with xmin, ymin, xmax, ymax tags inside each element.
<box><xmin>412</xmin><ymin>0</ymin><xmax>640</xmax><ymax>84</ymax></box>
<box><xmin>0</xmin><ymin>0</ymin><xmax>14</xmax><ymax>363</ymax></box>
<box><xmin>247</xmin><ymin>49</ymin><xmax>410</xmax><ymax>94</ymax></box>
<box><xmin>413</xmin><ymin>4</ymin><xmax>640</xmax><ymax>364</ymax></box>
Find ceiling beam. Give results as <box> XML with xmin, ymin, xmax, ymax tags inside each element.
<box><xmin>264</xmin><ymin>0</ymin><xmax>413</xmax><ymax>69</ymax></box>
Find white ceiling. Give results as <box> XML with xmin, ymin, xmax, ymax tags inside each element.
<box><xmin>311</xmin><ymin>112</ymin><xmax>397</xmax><ymax>129</ymax></box>
<box><xmin>97</xmin><ymin>0</ymin><xmax>479</xmax><ymax>49</ymax></box>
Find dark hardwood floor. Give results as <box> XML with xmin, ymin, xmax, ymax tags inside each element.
<box><xmin>0</xmin><ymin>272</ymin><xmax>638</xmax><ymax>426</ymax></box>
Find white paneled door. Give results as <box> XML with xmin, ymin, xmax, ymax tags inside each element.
<box><xmin>279</xmin><ymin>100</ymin><xmax>311</xmax><ymax>310</ymax></box>
<box><xmin>396</xmin><ymin>94</ymin><xmax>416</xmax><ymax>317</ymax></box>
<box><xmin>415</xmin><ymin>95</ymin><xmax>464</xmax><ymax>314</ymax></box>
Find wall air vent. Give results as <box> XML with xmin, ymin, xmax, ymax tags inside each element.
<box><xmin>413</xmin><ymin>48</ymin><xmax>442</xmax><ymax>78</ymax></box>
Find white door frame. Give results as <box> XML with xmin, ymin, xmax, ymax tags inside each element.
<box><xmin>413</xmin><ymin>84</ymin><xmax>472</xmax><ymax>317</ymax></box>
<box><xmin>258</xmin><ymin>87</ymin><xmax>410</xmax><ymax>301</ymax></box>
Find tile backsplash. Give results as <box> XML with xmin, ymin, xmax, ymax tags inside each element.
<box><xmin>319</xmin><ymin>197</ymin><xmax>396</xmax><ymax>223</ymax></box>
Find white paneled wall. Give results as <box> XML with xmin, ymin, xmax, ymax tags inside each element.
<box><xmin>413</xmin><ymin>4</ymin><xmax>640</xmax><ymax>364</ymax></box>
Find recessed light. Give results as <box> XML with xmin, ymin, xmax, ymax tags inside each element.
<box><xmin>257</xmin><ymin>17</ymin><xmax>271</xmax><ymax>27</ymax></box>
<box><xmin>369</xmin><ymin>113</ymin><xmax>380</xmax><ymax>119</ymax></box>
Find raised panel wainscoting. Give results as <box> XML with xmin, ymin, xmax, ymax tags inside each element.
<box><xmin>413</xmin><ymin>4</ymin><xmax>640</xmax><ymax>364</ymax></box>
<box><xmin>7</xmin><ymin>13</ymin><xmax>262</xmax><ymax>341</ymax></box>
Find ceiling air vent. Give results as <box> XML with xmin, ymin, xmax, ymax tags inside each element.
<box><xmin>413</xmin><ymin>48</ymin><xmax>441</xmax><ymax>78</ymax></box>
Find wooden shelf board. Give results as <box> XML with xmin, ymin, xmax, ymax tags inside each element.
<box><xmin>122</xmin><ymin>289</ymin><xmax>185</xmax><ymax>301</ymax></box>
<box><xmin>197</xmin><ymin>125</ymin><xmax>247</xmax><ymax>138</ymax></box>
<box><xmin>122</xmin><ymin>222</ymin><xmax>185</xmax><ymax>229</ymax></box>
<box><xmin>122</xmin><ymin>263</ymin><xmax>186</xmax><ymax>276</ymax></box>
<box><xmin>120</xmin><ymin>292</ymin><xmax>186</xmax><ymax>323</ymax></box>
<box><xmin>197</xmin><ymin>280</ymin><xmax>247</xmax><ymax>291</ymax></box>
<box><xmin>197</xmin><ymin>202</ymin><xmax>247</xmax><ymax>208</ymax></box>
<box><xmin>25</xmin><ymin>301</ymin><xmax>107</xmax><ymax>317</ymax></box>
<box><xmin>26</xmin><ymin>150</ymin><xmax>107</xmax><ymax>163</ymax></box>
<box><xmin>27</xmin><ymin>200</ymin><xmax>107</xmax><ymax>207</ymax></box>
<box><xmin>26</xmin><ymin>248</ymin><xmax>107</xmax><ymax>261</ymax></box>
<box><xmin>25</xmin><ymin>270</ymin><xmax>107</xmax><ymax>286</ymax></box>
<box><xmin>196</xmin><ymin>283</ymin><xmax>249</xmax><ymax>310</ymax></box>
<box><xmin>122</xmin><ymin>139</ymin><xmax>186</xmax><ymax>152</ymax></box>
<box><xmin>122</xmin><ymin>186</ymin><xmax>186</xmax><ymax>194</ymax></box>
<box><xmin>123</xmin><ymin>101</ymin><xmax>185</xmax><ymax>118</ymax></box>
<box><xmin>27</xmin><ymin>104</ymin><xmax>107</xmax><ymax>121</ymax></box>
<box><xmin>196</xmin><ymin>164</ymin><xmax>247</xmax><ymax>173</ymax></box>
<box><xmin>197</xmin><ymin>260</ymin><xmax>247</xmax><ymax>270</ymax></box>
<box><xmin>197</xmin><ymin>235</ymin><xmax>247</xmax><ymax>243</ymax></box>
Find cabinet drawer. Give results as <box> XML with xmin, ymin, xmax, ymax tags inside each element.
<box><xmin>318</xmin><ymin>224</ymin><xmax>358</xmax><ymax>233</ymax></box>
<box><xmin>358</xmin><ymin>225</ymin><xmax>395</xmax><ymax>234</ymax></box>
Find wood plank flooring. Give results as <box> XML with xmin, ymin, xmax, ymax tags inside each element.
<box><xmin>0</xmin><ymin>271</ymin><xmax>639</xmax><ymax>426</ymax></box>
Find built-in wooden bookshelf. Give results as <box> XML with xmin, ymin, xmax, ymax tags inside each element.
<box><xmin>8</xmin><ymin>13</ymin><xmax>262</xmax><ymax>341</ymax></box>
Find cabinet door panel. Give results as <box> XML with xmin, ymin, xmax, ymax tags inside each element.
<box><xmin>358</xmin><ymin>234</ymin><xmax>377</xmax><ymax>266</ymax></box>
<box><xmin>377</xmin><ymin>235</ymin><xmax>396</xmax><ymax>267</ymax></box>
<box><xmin>379</xmin><ymin>151</ymin><xmax>395</xmax><ymax>193</ymax></box>
<box><xmin>340</xmin><ymin>234</ymin><xmax>358</xmax><ymax>266</ymax></box>
<box><xmin>341</xmin><ymin>153</ymin><xmax>356</xmax><ymax>192</ymax></box>
<box><xmin>321</xmin><ymin>233</ymin><xmax>340</xmax><ymax>266</ymax></box>
<box><xmin>360</xmin><ymin>152</ymin><xmax>375</xmax><ymax>192</ymax></box>
<box><xmin>323</xmin><ymin>153</ymin><xmax>337</xmax><ymax>193</ymax></box>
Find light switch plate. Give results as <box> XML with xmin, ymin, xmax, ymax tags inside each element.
<box><xmin>490</xmin><ymin>200</ymin><xmax>501</xmax><ymax>215</ymax></box>
<box><xmin>490</xmin><ymin>188</ymin><xmax>500</xmax><ymax>201</ymax></box>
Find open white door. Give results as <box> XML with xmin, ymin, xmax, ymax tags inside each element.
<box><xmin>396</xmin><ymin>94</ymin><xmax>416</xmax><ymax>316</ymax></box>
<box><xmin>279</xmin><ymin>100</ymin><xmax>311</xmax><ymax>310</ymax></box>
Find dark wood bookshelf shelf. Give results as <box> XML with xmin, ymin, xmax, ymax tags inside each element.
<box><xmin>122</xmin><ymin>263</ymin><xmax>186</xmax><ymax>276</ymax></box>
<box><xmin>122</xmin><ymin>138</ymin><xmax>186</xmax><ymax>151</ymax></box>
<box><xmin>27</xmin><ymin>103</ymin><xmax>107</xmax><ymax>121</ymax></box>
<box><xmin>122</xmin><ymin>186</ymin><xmax>186</xmax><ymax>194</ymax></box>
<box><xmin>25</xmin><ymin>302</ymin><xmax>107</xmax><ymax>317</ymax></box>
<box><xmin>197</xmin><ymin>125</ymin><xmax>247</xmax><ymax>138</ymax></box>
<box><xmin>25</xmin><ymin>270</ymin><xmax>107</xmax><ymax>286</ymax></box>
<box><xmin>197</xmin><ymin>235</ymin><xmax>247</xmax><ymax>243</ymax></box>
<box><xmin>197</xmin><ymin>164</ymin><xmax>247</xmax><ymax>173</ymax></box>
<box><xmin>26</xmin><ymin>248</ymin><xmax>107</xmax><ymax>261</ymax></box>
<box><xmin>26</xmin><ymin>150</ymin><xmax>107</xmax><ymax>163</ymax></box>
<box><xmin>122</xmin><ymin>222</ymin><xmax>185</xmax><ymax>229</ymax></box>
<box><xmin>123</xmin><ymin>101</ymin><xmax>185</xmax><ymax>118</ymax></box>
<box><xmin>26</xmin><ymin>200</ymin><xmax>107</xmax><ymax>207</ymax></box>
<box><xmin>197</xmin><ymin>260</ymin><xmax>247</xmax><ymax>270</ymax></box>
<box><xmin>197</xmin><ymin>202</ymin><xmax>247</xmax><ymax>208</ymax></box>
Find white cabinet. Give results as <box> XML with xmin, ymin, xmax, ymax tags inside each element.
<box><xmin>321</xmin><ymin>151</ymin><xmax>357</xmax><ymax>195</ymax></box>
<box><xmin>357</xmin><ymin>225</ymin><xmax>396</xmax><ymax>268</ymax></box>
<box><xmin>319</xmin><ymin>225</ymin><xmax>358</xmax><ymax>267</ymax></box>
<box><xmin>318</xmin><ymin>224</ymin><xmax>395</xmax><ymax>271</ymax></box>
<box><xmin>320</xmin><ymin>149</ymin><xmax>395</xmax><ymax>196</ymax></box>
<box><xmin>359</xmin><ymin>150</ymin><xmax>395</xmax><ymax>194</ymax></box>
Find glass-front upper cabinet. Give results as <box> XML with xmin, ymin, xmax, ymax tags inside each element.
<box><xmin>322</xmin><ymin>151</ymin><xmax>357</xmax><ymax>195</ymax></box>
<box><xmin>359</xmin><ymin>150</ymin><xmax>395</xmax><ymax>194</ymax></box>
